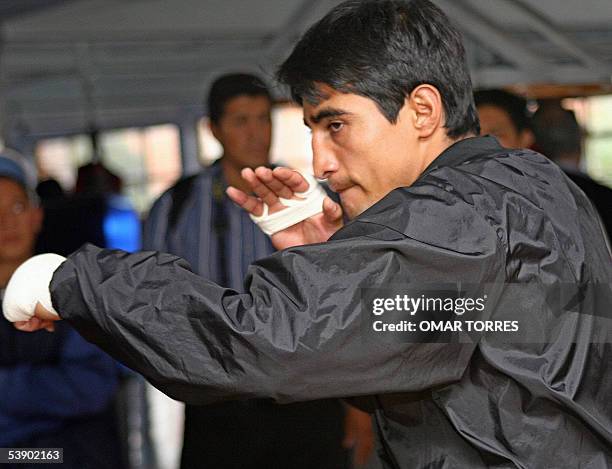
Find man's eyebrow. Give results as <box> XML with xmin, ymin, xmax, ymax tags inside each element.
<box><xmin>304</xmin><ymin>107</ymin><xmax>351</xmax><ymax>126</ymax></box>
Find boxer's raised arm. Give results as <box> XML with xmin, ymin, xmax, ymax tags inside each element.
<box><xmin>227</xmin><ymin>166</ymin><xmax>343</xmax><ymax>249</ymax></box>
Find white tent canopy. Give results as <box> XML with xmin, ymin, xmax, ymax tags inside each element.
<box><xmin>1</xmin><ymin>0</ymin><xmax>612</xmax><ymax>142</ymax></box>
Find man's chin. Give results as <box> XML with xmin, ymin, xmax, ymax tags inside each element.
<box><xmin>340</xmin><ymin>199</ymin><xmax>361</xmax><ymax>220</ymax></box>
<box><xmin>0</xmin><ymin>248</ymin><xmax>33</xmax><ymax>265</ymax></box>
<box><xmin>339</xmin><ymin>189</ymin><xmax>370</xmax><ymax>219</ymax></box>
<box><xmin>245</xmin><ymin>149</ymin><xmax>270</xmax><ymax>163</ymax></box>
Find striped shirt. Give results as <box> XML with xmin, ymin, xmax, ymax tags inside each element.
<box><xmin>143</xmin><ymin>161</ymin><xmax>274</xmax><ymax>291</ymax></box>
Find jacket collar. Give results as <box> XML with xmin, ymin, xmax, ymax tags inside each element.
<box><xmin>421</xmin><ymin>135</ymin><xmax>503</xmax><ymax>177</ymax></box>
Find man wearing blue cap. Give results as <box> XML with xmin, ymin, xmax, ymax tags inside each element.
<box><xmin>0</xmin><ymin>150</ymin><xmax>124</xmax><ymax>468</ymax></box>
<box><xmin>0</xmin><ymin>150</ymin><xmax>43</xmax><ymax>292</ymax></box>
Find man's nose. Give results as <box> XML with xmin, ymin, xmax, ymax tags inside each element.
<box><xmin>247</xmin><ymin>119</ymin><xmax>269</xmax><ymax>138</ymax></box>
<box><xmin>311</xmin><ymin>134</ymin><xmax>338</xmax><ymax>180</ymax></box>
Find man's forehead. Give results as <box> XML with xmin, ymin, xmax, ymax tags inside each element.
<box><xmin>229</xmin><ymin>93</ymin><xmax>270</xmax><ymax>102</ymax></box>
<box><xmin>223</xmin><ymin>94</ymin><xmax>271</xmax><ymax>112</ymax></box>
<box><xmin>0</xmin><ymin>177</ymin><xmax>30</xmax><ymax>201</ymax></box>
<box><xmin>477</xmin><ymin>105</ymin><xmax>516</xmax><ymax>128</ymax></box>
<box><xmin>303</xmin><ymin>83</ymin><xmax>339</xmax><ymax>108</ymax></box>
<box><xmin>302</xmin><ymin>86</ymin><xmax>370</xmax><ymax>124</ymax></box>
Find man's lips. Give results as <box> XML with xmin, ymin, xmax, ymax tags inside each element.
<box><xmin>329</xmin><ymin>183</ymin><xmax>352</xmax><ymax>193</ymax></box>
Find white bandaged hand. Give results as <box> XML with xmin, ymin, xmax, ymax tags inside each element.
<box><xmin>249</xmin><ymin>173</ymin><xmax>327</xmax><ymax>236</ymax></box>
<box><xmin>3</xmin><ymin>253</ymin><xmax>66</xmax><ymax>322</ymax></box>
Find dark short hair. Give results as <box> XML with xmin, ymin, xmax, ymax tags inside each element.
<box><xmin>474</xmin><ymin>89</ymin><xmax>532</xmax><ymax>132</ymax></box>
<box><xmin>207</xmin><ymin>73</ymin><xmax>272</xmax><ymax>124</ymax></box>
<box><xmin>277</xmin><ymin>0</ymin><xmax>479</xmax><ymax>138</ymax></box>
<box><xmin>532</xmin><ymin>101</ymin><xmax>582</xmax><ymax>159</ymax></box>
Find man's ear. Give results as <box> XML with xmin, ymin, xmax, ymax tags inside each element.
<box><xmin>408</xmin><ymin>84</ymin><xmax>444</xmax><ymax>138</ymax></box>
<box><xmin>519</xmin><ymin>128</ymin><xmax>535</xmax><ymax>149</ymax></box>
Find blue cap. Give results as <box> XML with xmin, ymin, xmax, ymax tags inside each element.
<box><xmin>0</xmin><ymin>155</ymin><xmax>28</xmax><ymax>188</ymax></box>
<box><xmin>0</xmin><ymin>149</ymin><xmax>37</xmax><ymax>193</ymax></box>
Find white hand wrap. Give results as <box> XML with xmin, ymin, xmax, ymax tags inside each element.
<box><xmin>3</xmin><ymin>253</ymin><xmax>66</xmax><ymax>322</ymax></box>
<box><xmin>249</xmin><ymin>173</ymin><xmax>327</xmax><ymax>236</ymax></box>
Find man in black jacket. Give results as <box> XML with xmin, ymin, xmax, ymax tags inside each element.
<box><xmin>532</xmin><ymin>100</ymin><xmax>612</xmax><ymax>239</ymax></box>
<box><xmin>5</xmin><ymin>1</ymin><xmax>612</xmax><ymax>468</ymax></box>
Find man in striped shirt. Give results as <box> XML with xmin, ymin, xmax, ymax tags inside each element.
<box><xmin>143</xmin><ymin>73</ymin><xmax>372</xmax><ymax>469</ymax></box>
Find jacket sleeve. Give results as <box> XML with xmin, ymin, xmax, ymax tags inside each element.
<box><xmin>50</xmin><ymin>208</ymin><xmax>504</xmax><ymax>405</ymax></box>
<box><xmin>0</xmin><ymin>326</ymin><xmax>119</xmax><ymax>419</ymax></box>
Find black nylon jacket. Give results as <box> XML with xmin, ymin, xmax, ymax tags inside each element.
<box><xmin>50</xmin><ymin>136</ymin><xmax>612</xmax><ymax>468</ymax></box>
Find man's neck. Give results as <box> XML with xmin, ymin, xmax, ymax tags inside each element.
<box><xmin>416</xmin><ymin>133</ymin><xmax>471</xmax><ymax>181</ymax></box>
<box><xmin>221</xmin><ymin>158</ymin><xmax>255</xmax><ymax>194</ymax></box>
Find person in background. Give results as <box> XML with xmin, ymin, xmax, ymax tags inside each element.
<box><xmin>0</xmin><ymin>150</ymin><xmax>124</xmax><ymax>469</ymax></box>
<box><xmin>36</xmin><ymin>160</ymin><xmax>154</xmax><ymax>469</ymax></box>
<box><xmin>35</xmin><ymin>178</ymin><xmax>64</xmax><ymax>203</ymax></box>
<box><xmin>532</xmin><ymin>100</ymin><xmax>612</xmax><ymax>239</ymax></box>
<box><xmin>37</xmin><ymin>162</ymin><xmax>141</xmax><ymax>256</ymax></box>
<box><xmin>475</xmin><ymin>89</ymin><xmax>611</xmax><ymax>240</ymax></box>
<box><xmin>143</xmin><ymin>73</ymin><xmax>373</xmax><ymax>469</ymax></box>
<box><xmin>474</xmin><ymin>89</ymin><xmax>535</xmax><ymax>149</ymax></box>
